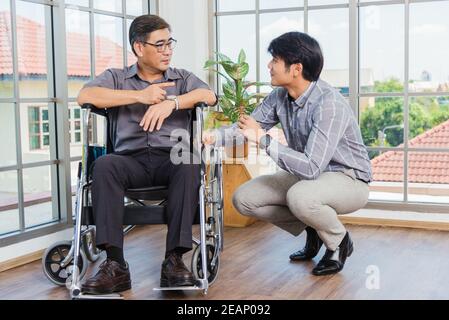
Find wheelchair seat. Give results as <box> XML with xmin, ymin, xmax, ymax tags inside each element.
<box><xmin>125</xmin><ymin>185</ymin><xmax>168</xmax><ymax>201</ymax></box>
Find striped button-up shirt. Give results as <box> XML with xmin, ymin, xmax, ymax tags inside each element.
<box><xmin>219</xmin><ymin>79</ymin><xmax>373</xmax><ymax>182</ymax></box>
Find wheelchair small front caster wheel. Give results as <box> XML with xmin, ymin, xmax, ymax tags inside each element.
<box><xmin>42</xmin><ymin>241</ymin><xmax>88</xmax><ymax>286</ymax></box>
<box><xmin>191</xmin><ymin>243</ymin><xmax>220</xmax><ymax>286</ymax></box>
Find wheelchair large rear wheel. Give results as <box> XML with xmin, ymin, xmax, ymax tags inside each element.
<box><xmin>42</xmin><ymin>241</ymin><xmax>88</xmax><ymax>286</ymax></box>
<box><xmin>191</xmin><ymin>243</ymin><xmax>220</xmax><ymax>285</ymax></box>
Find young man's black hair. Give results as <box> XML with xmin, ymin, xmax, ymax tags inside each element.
<box><xmin>268</xmin><ymin>31</ymin><xmax>324</xmax><ymax>81</ymax></box>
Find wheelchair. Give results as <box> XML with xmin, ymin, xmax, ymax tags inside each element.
<box><xmin>42</xmin><ymin>102</ymin><xmax>224</xmax><ymax>299</ymax></box>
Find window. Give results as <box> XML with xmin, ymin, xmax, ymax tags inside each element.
<box><xmin>69</xmin><ymin>107</ymin><xmax>82</xmax><ymax>144</ymax></box>
<box><xmin>28</xmin><ymin>106</ymin><xmax>50</xmax><ymax>150</ymax></box>
<box><xmin>215</xmin><ymin>0</ymin><xmax>449</xmax><ymax>208</ymax></box>
<box><xmin>0</xmin><ymin>0</ymin><xmax>151</xmax><ymax>243</ymax></box>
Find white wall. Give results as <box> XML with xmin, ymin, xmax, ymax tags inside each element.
<box><xmin>0</xmin><ymin>228</ymin><xmax>72</xmax><ymax>264</ymax></box>
<box><xmin>157</xmin><ymin>0</ymin><xmax>211</xmax><ymax>84</ymax></box>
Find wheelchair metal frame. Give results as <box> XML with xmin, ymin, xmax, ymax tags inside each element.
<box><xmin>42</xmin><ymin>103</ymin><xmax>224</xmax><ymax>299</ymax></box>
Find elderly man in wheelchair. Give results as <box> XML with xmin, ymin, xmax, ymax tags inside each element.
<box><xmin>73</xmin><ymin>14</ymin><xmax>217</xmax><ymax>296</ymax></box>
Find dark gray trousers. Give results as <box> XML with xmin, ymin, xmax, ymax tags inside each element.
<box><xmin>91</xmin><ymin>147</ymin><xmax>200</xmax><ymax>253</ymax></box>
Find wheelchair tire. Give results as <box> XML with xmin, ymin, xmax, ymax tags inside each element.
<box><xmin>82</xmin><ymin>227</ymin><xmax>102</xmax><ymax>262</ymax></box>
<box><xmin>191</xmin><ymin>243</ymin><xmax>220</xmax><ymax>286</ymax></box>
<box><xmin>42</xmin><ymin>241</ymin><xmax>88</xmax><ymax>286</ymax></box>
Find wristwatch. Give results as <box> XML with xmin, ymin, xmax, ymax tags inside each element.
<box><xmin>259</xmin><ymin>134</ymin><xmax>272</xmax><ymax>151</ymax></box>
<box><xmin>166</xmin><ymin>95</ymin><xmax>179</xmax><ymax>111</ymax></box>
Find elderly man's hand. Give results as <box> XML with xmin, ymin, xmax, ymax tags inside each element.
<box><xmin>139</xmin><ymin>100</ymin><xmax>175</xmax><ymax>132</ymax></box>
<box><xmin>137</xmin><ymin>82</ymin><xmax>175</xmax><ymax>105</ymax></box>
<box><xmin>237</xmin><ymin>115</ymin><xmax>265</xmax><ymax>144</ymax></box>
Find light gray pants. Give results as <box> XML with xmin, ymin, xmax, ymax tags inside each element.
<box><xmin>232</xmin><ymin>170</ymin><xmax>369</xmax><ymax>251</ymax></box>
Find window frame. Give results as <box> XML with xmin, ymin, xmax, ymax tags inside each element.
<box><xmin>0</xmin><ymin>0</ymin><xmax>152</xmax><ymax>246</ymax></box>
<box><xmin>212</xmin><ymin>0</ymin><xmax>449</xmax><ymax>212</ymax></box>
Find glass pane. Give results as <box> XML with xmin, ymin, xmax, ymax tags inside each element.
<box><xmin>0</xmin><ymin>104</ymin><xmax>17</xmax><ymax>166</ymax></box>
<box><xmin>409</xmin><ymin>96</ymin><xmax>449</xmax><ymax>148</ymax></box>
<box><xmin>259</xmin><ymin>11</ymin><xmax>304</xmax><ymax>93</ymax></box>
<box><xmin>66</xmin><ymin>9</ymin><xmax>90</xmax><ymax>98</ymax></box>
<box><xmin>126</xmin><ymin>19</ymin><xmax>137</xmax><ymax>66</ymax></box>
<box><xmin>70</xmin><ymin>161</ymin><xmax>79</xmax><ymax>215</ymax></box>
<box><xmin>308</xmin><ymin>0</ymin><xmax>348</xmax><ymax>5</ymax></box>
<box><xmin>94</xmin><ymin>0</ymin><xmax>122</xmax><ymax>13</ymax></box>
<box><xmin>409</xmin><ymin>1</ymin><xmax>449</xmax><ymax>93</ymax></box>
<box><xmin>370</xmin><ymin>150</ymin><xmax>404</xmax><ymax>202</ymax></box>
<box><xmin>23</xmin><ymin>166</ymin><xmax>56</xmax><ymax>228</ymax></box>
<box><xmin>218</xmin><ymin>0</ymin><xmax>255</xmax><ymax>12</ymax></box>
<box><xmin>359</xmin><ymin>4</ymin><xmax>404</xmax><ymax>93</ymax></box>
<box><xmin>69</xmin><ymin>102</ymin><xmax>107</xmax><ymax>158</ymax></box>
<box><xmin>0</xmin><ymin>0</ymin><xmax>14</xmax><ymax>98</ymax></box>
<box><xmin>259</xmin><ymin>0</ymin><xmax>304</xmax><ymax>10</ymax></box>
<box><xmin>16</xmin><ymin>1</ymin><xmax>50</xmax><ymax>98</ymax></box>
<box><xmin>359</xmin><ymin>0</ymin><xmax>392</xmax><ymax>2</ymax></box>
<box><xmin>21</xmin><ymin>103</ymin><xmax>51</xmax><ymax>163</ymax></box>
<box><xmin>0</xmin><ymin>170</ymin><xmax>19</xmax><ymax>235</ymax></box>
<box><xmin>309</xmin><ymin>8</ymin><xmax>348</xmax><ymax>94</ymax></box>
<box><xmin>218</xmin><ymin>14</ymin><xmax>257</xmax><ymax>90</ymax></box>
<box><xmin>359</xmin><ymin>97</ymin><xmax>404</xmax><ymax>148</ymax></box>
<box><xmin>126</xmin><ymin>0</ymin><xmax>146</xmax><ymax>16</ymax></box>
<box><xmin>66</xmin><ymin>0</ymin><xmax>89</xmax><ymax>6</ymax></box>
<box><xmin>94</xmin><ymin>14</ymin><xmax>124</xmax><ymax>75</ymax></box>
<box><xmin>408</xmin><ymin>152</ymin><xmax>449</xmax><ymax>204</ymax></box>
<box><xmin>69</xmin><ymin>103</ymin><xmax>83</xmax><ymax>157</ymax></box>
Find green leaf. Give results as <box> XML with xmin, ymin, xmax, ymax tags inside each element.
<box><xmin>215</xmin><ymin>51</ymin><xmax>232</xmax><ymax>62</ymax></box>
<box><xmin>204</xmin><ymin>60</ymin><xmax>218</xmax><ymax>69</ymax></box>
<box><xmin>208</xmin><ymin>68</ymin><xmax>232</xmax><ymax>82</ymax></box>
<box><xmin>238</xmin><ymin>49</ymin><xmax>246</xmax><ymax>64</ymax></box>
<box><xmin>247</xmin><ymin>93</ymin><xmax>267</xmax><ymax>100</ymax></box>
<box><xmin>243</xmin><ymin>81</ymin><xmax>269</xmax><ymax>89</ymax></box>
<box><xmin>222</xmin><ymin>82</ymin><xmax>236</xmax><ymax>101</ymax></box>
<box><xmin>220</xmin><ymin>62</ymin><xmax>240</xmax><ymax>80</ymax></box>
<box><xmin>238</xmin><ymin>62</ymin><xmax>249</xmax><ymax>80</ymax></box>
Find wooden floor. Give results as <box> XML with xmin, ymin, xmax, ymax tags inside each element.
<box><xmin>1</xmin><ymin>221</ymin><xmax>449</xmax><ymax>300</ymax></box>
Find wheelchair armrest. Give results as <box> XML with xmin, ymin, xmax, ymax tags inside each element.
<box><xmin>81</xmin><ymin>103</ymin><xmax>95</xmax><ymax>109</ymax></box>
<box><xmin>81</xmin><ymin>103</ymin><xmax>107</xmax><ymax>116</ymax></box>
<box><xmin>194</xmin><ymin>102</ymin><xmax>208</xmax><ymax>109</ymax></box>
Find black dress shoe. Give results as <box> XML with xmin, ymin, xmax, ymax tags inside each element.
<box><xmin>160</xmin><ymin>252</ymin><xmax>195</xmax><ymax>287</ymax></box>
<box><xmin>81</xmin><ymin>259</ymin><xmax>131</xmax><ymax>294</ymax></box>
<box><xmin>312</xmin><ymin>232</ymin><xmax>353</xmax><ymax>276</ymax></box>
<box><xmin>289</xmin><ymin>227</ymin><xmax>324</xmax><ymax>261</ymax></box>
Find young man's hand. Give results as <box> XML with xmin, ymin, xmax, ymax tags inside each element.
<box><xmin>140</xmin><ymin>99</ymin><xmax>176</xmax><ymax>132</ymax></box>
<box><xmin>238</xmin><ymin>115</ymin><xmax>265</xmax><ymax>144</ymax></box>
<box><xmin>202</xmin><ymin>130</ymin><xmax>217</xmax><ymax>145</ymax></box>
<box><xmin>137</xmin><ymin>82</ymin><xmax>175</xmax><ymax>105</ymax></box>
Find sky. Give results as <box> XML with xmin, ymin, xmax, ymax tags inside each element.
<box><xmin>1</xmin><ymin>0</ymin><xmax>449</xmax><ymax>86</ymax></box>
<box><xmin>218</xmin><ymin>0</ymin><xmax>449</xmax><ymax>86</ymax></box>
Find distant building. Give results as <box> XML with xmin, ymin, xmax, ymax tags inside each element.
<box><xmin>371</xmin><ymin>119</ymin><xmax>449</xmax><ymax>196</ymax></box>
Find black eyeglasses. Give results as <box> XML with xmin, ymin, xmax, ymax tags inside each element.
<box><xmin>142</xmin><ymin>38</ymin><xmax>177</xmax><ymax>52</ymax></box>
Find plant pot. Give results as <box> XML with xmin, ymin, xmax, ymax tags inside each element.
<box><xmin>224</xmin><ymin>139</ymin><xmax>248</xmax><ymax>159</ymax></box>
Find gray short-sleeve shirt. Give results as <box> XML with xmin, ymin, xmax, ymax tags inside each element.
<box><xmin>83</xmin><ymin>63</ymin><xmax>211</xmax><ymax>152</ymax></box>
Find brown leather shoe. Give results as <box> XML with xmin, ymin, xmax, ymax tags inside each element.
<box><xmin>81</xmin><ymin>259</ymin><xmax>131</xmax><ymax>294</ymax></box>
<box><xmin>160</xmin><ymin>253</ymin><xmax>195</xmax><ymax>287</ymax></box>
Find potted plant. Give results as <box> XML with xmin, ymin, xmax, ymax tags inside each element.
<box><xmin>204</xmin><ymin>49</ymin><xmax>267</xmax><ymax>158</ymax></box>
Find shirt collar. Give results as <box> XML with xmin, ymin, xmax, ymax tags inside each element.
<box><xmin>290</xmin><ymin>81</ymin><xmax>317</xmax><ymax>108</ymax></box>
<box><xmin>125</xmin><ymin>63</ymin><xmax>182</xmax><ymax>81</ymax></box>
